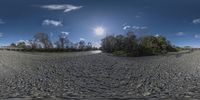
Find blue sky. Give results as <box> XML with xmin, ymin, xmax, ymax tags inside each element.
<box><xmin>1</xmin><ymin>0</ymin><xmax>200</xmax><ymax>47</ymax></box>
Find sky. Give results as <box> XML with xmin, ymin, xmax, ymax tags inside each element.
<box><xmin>1</xmin><ymin>0</ymin><xmax>200</xmax><ymax>47</ymax></box>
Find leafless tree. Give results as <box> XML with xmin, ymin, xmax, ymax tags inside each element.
<box><xmin>34</xmin><ymin>32</ymin><xmax>53</xmax><ymax>49</ymax></box>
<box><xmin>29</xmin><ymin>40</ymin><xmax>37</xmax><ymax>49</ymax></box>
<box><xmin>79</xmin><ymin>40</ymin><xmax>86</xmax><ymax>50</ymax></box>
<box><xmin>87</xmin><ymin>42</ymin><xmax>92</xmax><ymax>50</ymax></box>
<box><xmin>56</xmin><ymin>32</ymin><xmax>70</xmax><ymax>49</ymax></box>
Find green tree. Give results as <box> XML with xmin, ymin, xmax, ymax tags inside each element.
<box><xmin>115</xmin><ymin>35</ymin><xmax>125</xmax><ymax>51</ymax></box>
<box><xmin>10</xmin><ymin>43</ymin><xmax>16</xmax><ymax>47</ymax></box>
<box><xmin>124</xmin><ymin>32</ymin><xmax>138</xmax><ymax>55</ymax></box>
<box><xmin>101</xmin><ymin>35</ymin><xmax>116</xmax><ymax>52</ymax></box>
<box><xmin>17</xmin><ymin>42</ymin><xmax>26</xmax><ymax>49</ymax></box>
<box><xmin>101</xmin><ymin>32</ymin><xmax>176</xmax><ymax>56</ymax></box>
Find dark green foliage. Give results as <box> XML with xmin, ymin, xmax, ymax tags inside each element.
<box><xmin>10</xmin><ymin>43</ymin><xmax>16</xmax><ymax>47</ymax></box>
<box><xmin>17</xmin><ymin>42</ymin><xmax>26</xmax><ymax>49</ymax></box>
<box><xmin>124</xmin><ymin>32</ymin><xmax>139</xmax><ymax>56</ymax></box>
<box><xmin>101</xmin><ymin>35</ymin><xmax>116</xmax><ymax>53</ymax></box>
<box><xmin>139</xmin><ymin>36</ymin><xmax>164</xmax><ymax>55</ymax></box>
<box><xmin>101</xmin><ymin>32</ymin><xmax>177</xmax><ymax>56</ymax></box>
<box><xmin>113</xmin><ymin>51</ymin><xmax>128</xmax><ymax>56</ymax></box>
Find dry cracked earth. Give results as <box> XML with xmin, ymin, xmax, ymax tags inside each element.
<box><xmin>0</xmin><ymin>50</ymin><xmax>200</xmax><ymax>99</ymax></box>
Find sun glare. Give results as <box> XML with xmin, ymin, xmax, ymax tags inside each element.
<box><xmin>94</xmin><ymin>27</ymin><xmax>105</xmax><ymax>36</ymax></box>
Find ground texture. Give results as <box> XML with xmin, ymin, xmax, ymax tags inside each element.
<box><xmin>0</xmin><ymin>50</ymin><xmax>200</xmax><ymax>99</ymax></box>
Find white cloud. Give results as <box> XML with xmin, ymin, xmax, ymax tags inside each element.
<box><xmin>61</xmin><ymin>31</ymin><xmax>69</xmax><ymax>35</ymax></box>
<box><xmin>0</xmin><ymin>43</ymin><xmax>9</xmax><ymax>47</ymax></box>
<box><xmin>80</xmin><ymin>38</ymin><xmax>85</xmax><ymax>41</ymax></box>
<box><xmin>0</xmin><ymin>19</ymin><xmax>5</xmax><ymax>24</ymax></box>
<box><xmin>155</xmin><ymin>34</ymin><xmax>160</xmax><ymax>37</ymax></box>
<box><xmin>16</xmin><ymin>40</ymin><xmax>31</xmax><ymax>46</ymax></box>
<box><xmin>132</xmin><ymin>26</ymin><xmax>140</xmax><ymax>30</ymax></box>
<box><xmin>60</xmin><ymin>32</ymin><xmax>69</xmax><ymax>38</ymax></box>
<box><xmin>93</xmin><ymin>42</ymin><xmax>101</xmax><ymax>48</ymax></box>
<box><xmin>42</xmin><ymin>19</ymin><xmax>63</xmax><ymax>27</ymax></box>
<box><xmin>132</xmin><ymin>26</ymin><xmax>148</xmax><ymax>30</ymax></box>
<box><xmin>176</xmin><ymin>32</ymin><xmax>185</xmax><ymax>36</ymax></box>
<box><xmin>123</xmin><ymin>24</ymin><xmax>148</xmax><ymax>30</ymax></box>
<box><xmin>194</xmin><ymin>34</ymin><xmax>200</xmax><ymax>39</ymax></box>
<box><xmin>123</xmin><ymin>25</ymin><xmax>131</xmax><ymax>30</ymax></box>
<box><xmin>41</xmin><ymin>4</ymin><xmax>83</xmax><ymax>13</ymax></box>
<box><xmin>193</xmin><ymin>18</ymin><xmax>200</xmax><ymax>24</ymax></box>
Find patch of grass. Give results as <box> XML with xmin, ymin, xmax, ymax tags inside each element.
<box><xmin>112</xmin><ymin>51</ymin><xmax>128</xmax><ymax>56</ymax></box>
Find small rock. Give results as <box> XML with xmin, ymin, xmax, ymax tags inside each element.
<box><xmin>136</xmin><ymin>83</ymin><xmax>142</xmax><ymax>88</ymax></box>
<box><xmin>143</xmin><ymin>91</ymin><xmax>151</xmax><ymax>96</ymax></box>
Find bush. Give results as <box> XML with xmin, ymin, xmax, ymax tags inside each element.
<box><xmin>101</xmin><ymin>32</ymin><xmax>177</xmax><ymax>57</ymax></box>
<box><xmin>113</xmin><ymin>51</ymin><xmax>128</xmax><ymax>56</ymax></box>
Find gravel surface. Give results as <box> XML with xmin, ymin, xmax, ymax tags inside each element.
<box><xmin>0</xmin><ymin>50</ymin><xmax>200</xmax><ymax>99</ymax></box>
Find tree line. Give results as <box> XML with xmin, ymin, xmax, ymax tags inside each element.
<box><xmin>10</xmin><ymin>32</ymin><xmax>98</xmax><ymax>52</ymax></box>
<box><xmin>101</xmin><ymin>32</ymin><xmax>177</xmax><ymax>56</ymax></box>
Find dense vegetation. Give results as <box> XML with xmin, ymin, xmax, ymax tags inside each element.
<box><xmin>9</xmin><ymin>31</ymin><xmax>177</xmax><ymax>55</ymax></box>
<box><xmin>10</xmin><ymin>32</ymin><xmax>98</xmax><ymax>52</ymax></box>
<box><xmin>101</xmin><ymin>32</ymin><xmax>177</xmax><ymax>56</ymax></box>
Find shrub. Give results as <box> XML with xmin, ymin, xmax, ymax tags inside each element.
<box><xmin>113</xmin><ymin>51</ymin><xmax>128</xmax><ymax>56</ymax></box>
<box><xmin>101</xmin><ymin>32</ymin><xmax>177</xmax><ymax>57</ymax></box>
<box><xmin>139</xmin><ymin>36</ymin><xmax>163</xmax><ymax>55</ymax></box>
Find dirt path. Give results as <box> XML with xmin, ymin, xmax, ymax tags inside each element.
<box><xmin>0</xmin><ymin>50</ymin><xmax>200</xmax><ymax>99</ymax></box>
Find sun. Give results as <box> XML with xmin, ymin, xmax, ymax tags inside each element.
<box><xmin>94</xmin><ymin>27</ymin><xmax>105</xmax><ymax>36</ymax></box>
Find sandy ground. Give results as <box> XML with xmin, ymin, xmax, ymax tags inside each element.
<box><xmin>0</xmin><ymin>50</ymin><xmax>200</xmax><ymax>99</ymax></box>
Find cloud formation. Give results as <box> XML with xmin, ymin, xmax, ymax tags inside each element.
<box><xmin>123</xmin><ymin>24</ymin><xmax>148</xmax><ymax>30</ymax></box>
<box><xmin>194</xmin><ymin>34</ymin><xmax>200</xmax><ymax>39</ymax></box>
<box><xmin>16</xmin><ymin>40</ymin><xmax>30</xmax><ymax>46</ymax></box>
<box><xmin>41</xmin><ymin>4</ymin><xmax>83</xmax><ymax>13</ymax></box>
<box><xmin>42</xmin><ymin>19</ymin><xmax>63</xmax><ymax>27</ymax></box>
<box><xmin>93</xmin><ymin>42</ymin><xmax>101</xmax><ymax>48</ymax></box>
<box><xmin>176</xmin><ymin>32</ymin><xmax>185</xmax><ymax>36</ymax></box>
<box><xmin>61</xmin><ymin>31</ymin><xmax>69</xmax><ymax>35</ymax></box>
<box><xmin>80</xmin><ymin>38</ymin><xmax>85</xmax><ymax>41</ymax></box>
<box><xmin>0</xmin><ymin>19</ymin><xmax>5</xmax><ymax>24</ymax></box>
<box><xmin>155</xmin><ymin>34</ymin><xmax>160</xmax><ymax>37</ymax></box>
<box><xmin>132</xmin><ymin>26</ymin><xmax>147</xmax><ymax>30</ymax></box>
<box><xmin>193</xmin><ymin>18</ymin><xmax>200</xmax><ymax>24</ymax></box>
<box><xmin>60</xmin><ymin>32</ymin><xmax>69</xmax><ymax>38</ymax></box>
<box><xmin>123</xmin><ymin>25</ymin><xmax>131</xmax><ymax>30</ymax></box>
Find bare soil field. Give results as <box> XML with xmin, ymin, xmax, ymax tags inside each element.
<box><xmin>0</xmin><ymin>50</ymin><xmax>200</xmax><ymax>99</ymax></box>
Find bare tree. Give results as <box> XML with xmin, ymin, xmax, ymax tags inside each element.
<box><xmin>56</xmin><ymin>32</ymin><xmax>70</xmax><ymax>49</ymax></box>
<box><xmin>29</xmin><ymin>40</ymin><xmax>37</xmax><ymax>49</ymax></box>
<box><xmin>79</xmin><ymin>40</ymin><xmax>86</xmax><ymax>50</ymax></box>
<box><xmin>34</xmin><ymin>32</ymin><xmax>53</xmax><ymax>49</ymax></box>
<box><xmin>86</xmin><ymin>42</ymin><xmax>92</xmax><ymax>50</ymax></box>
